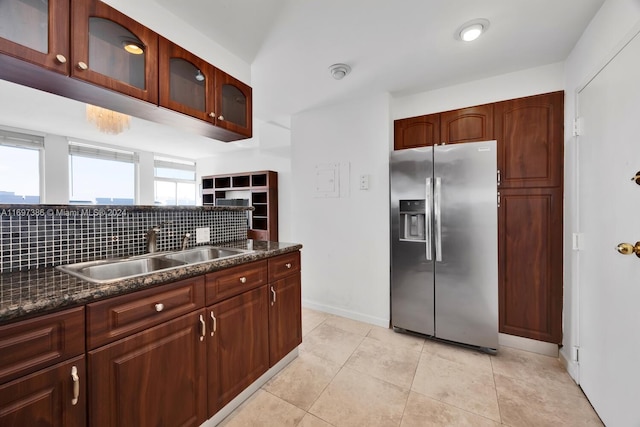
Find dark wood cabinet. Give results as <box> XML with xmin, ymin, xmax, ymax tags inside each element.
<box><xmin>70</xmin><ymin>0</ymin><xmax>159</xmax><ymax>103</ymax></box>
<box><xmin>159</xmin><ymin>37</ymin><xmax>216</xmax><ymax>122</ymax></box>
<box><xmin>0</xmin><ymin>356</ymin><xmax>86</xmax><ymax>427</ymax></box>
<box><xmin>394</xmin><ymin>92</ymin><xmax>564</xmax><ymax>344</ymax></box>
<box><xmin>88</xmin><ymin>310</ymin><xmax>207</xmax><ymax>427</ymax></box>
<box><xmin>495</xmin><ymin>92</ymin><xmax>563</xmax><ymax>188</ymax></box>
<box><xmin>441</xmin><ymin>103</ymin><xmax>494</xmax><ymax>145</ymax></box>
<box><xmin>207</xmin><ymin>285</ymin><xmax>269</xmax><ymax>415</ymax></box>
<box><xmin>394</xmin><ymin>114</ymin><xmax>440</xmax><ymax>150</ymax></box>
<box><xmin>214</xmin><ymin>69</ymin><xmax>253</xmax><ymax>138</ymax></box>
<box><xmin>268</xmin><ymin>252</ymin><xmax>302</xmax><ymax>365</ymax></box>
<box><xmin>0</xmin><ymin>0</ymin><xmax>70</xmax><ymax>74</ymax></box>
<box><xmin>202</xmin><ymin>170</ymin><xmax>279</xmax><ymax>241</ymax></box>
<box><xmin>205</xmin><ymin>260</ymin><xmax>268</xmax><ymax>305</ymax></box>
<box><xmin>498</xmin><ymin>187</ymin><xmax>563</xmax><ymax>343</ymax></box>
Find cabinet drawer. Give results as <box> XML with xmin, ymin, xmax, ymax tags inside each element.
<box><xmin>205</xmin><ymin>260</ymin><xmax>268</xmax><ymax>305</ymax></box>
<box><xmin>268</xmin><ymin>252</ymin><xmax>301</xmax><ymax>282</ymax></box>
<box><xmin>0</xmin><ymin>307</ymin><xmax>85</xmax><ymax>385</ymax></box>
<box><xmin>86</xmin><ymin>276</ymin><xmax>204</xmax><ymax>350</ymax></box>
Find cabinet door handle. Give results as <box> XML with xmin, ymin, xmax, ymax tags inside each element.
<box><xmin>218</xmin><ymin>115</ymin><xmax>224</xmax><ymax>121</ymax></box>
<box><xmin>270</xmin><ymin>285</ymin><xmax>276</xmax><ymax>306</ymax></box>
<box><xmin>77</xmin><ymin>61</ymin><xmax>88</xmax><ymax>70</ymax></box>
<box><xmin>210</xmin><ymin>311</ymin><xmax>217</xmax><ymax>336</ymax></box>
<box><xmin>239</xmin><ymin>276</ymin><xmax>247</xmax><ymax>283</ymax></box>
<box><xmin>199</xmin><ymin>314</ymin><xmax>206</xmax><ymax>341</ymax></box>
<box><xmin>285</xmin><ymin>263</ymin><xmax>292</xmax><ymax>269</ymax></box>
<box><xmin>55</xmin><ymin>54</ymin><xmax>67</xmax><ymax>64</ymax></box>
<box><xmin>208</xmin><ymin>112</ymin><xmax>216</xmax><ymax>118</ymax></box>
<box><xmin>154</xmin><ymin>303</ymin><xmax>164</xmax><ymax>312</ymax></box>
<box><xmin>71</xmin><ymin>366</ymin><xmax>79</xmax><ymax>406</ymax></box>
<box><xmin>497</xmin><ymin>169</ymin><xmax>501</xmax><ymax>186</ymax></box>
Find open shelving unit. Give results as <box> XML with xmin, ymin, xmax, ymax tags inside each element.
<box><xmin>202</xmin><ymin>170</ymin><xmax>278</xmax><ymax>241</ymax></box>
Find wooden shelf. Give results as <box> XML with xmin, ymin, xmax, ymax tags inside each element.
<box><xmin>202</xmin><ymin>170</ymin><xmax>278</xmax><ymax>241</ymax></box>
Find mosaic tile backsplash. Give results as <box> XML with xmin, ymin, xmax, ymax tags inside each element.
<box><xmin>0</xmin><ymin>205</ymin><xmax>249</xmax><ymax>273</ymax></box>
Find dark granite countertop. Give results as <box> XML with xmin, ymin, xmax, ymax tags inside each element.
<box><xmin>0</xmin><ymin>240</ymin><xmax>302</xmax><ymax>324</ymax></box>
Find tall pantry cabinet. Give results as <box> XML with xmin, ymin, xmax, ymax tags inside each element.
<box><xmin>393</xmin><ymin>91</ymin><xmax>564</xmax><ymax>344</ymax></box>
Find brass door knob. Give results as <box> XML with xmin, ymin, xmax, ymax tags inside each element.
<box><xmin>616</xmin><ymin>242</ymin><xmax>640</xmax><ymax>257</ymax></box>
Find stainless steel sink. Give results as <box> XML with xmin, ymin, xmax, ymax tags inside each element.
<box><xmin>162</xmin><ymin>247</ymin><xmax>249</xmax><ymax>264</ymax></box>
<box><xmin>56</xmin><ymin>246</ymin><xmax>254</xmax><ymax>284</ymax></box>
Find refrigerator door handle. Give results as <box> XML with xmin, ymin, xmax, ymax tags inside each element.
<box><xmin>426</xmin><ymin>178</ymin><xmax>432</xmax><ymax>260</ymax></box>
<box><xmin>435</xmin><ymin>177</ymin><xmax>442</xmax><ymax>262</ymax></box>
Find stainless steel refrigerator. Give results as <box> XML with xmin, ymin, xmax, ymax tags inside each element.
<box><xmin>390</xmin><ymin>140</ymin><xmax>498</xmax><ymax>350</ymax></box>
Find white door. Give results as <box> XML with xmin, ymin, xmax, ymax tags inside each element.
<box><xmin>577</xmin><ymin>29</ymin><xmax>640</xmax><ymax>427</ymax></box>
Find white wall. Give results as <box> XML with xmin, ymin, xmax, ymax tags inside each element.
<box><xmin>197</xmin><ymin>121</ymin><xmax>294</xmax><ymax>242</ymax></box>
<box><xmin>290</xmin><ymin>93</ymin><xmax>392</xmax><ymax>326</ymax></box>
<box><xmin>562</xmin><ymin>0</ymin><xmax>640</xmax><ymax>380</ymax></box>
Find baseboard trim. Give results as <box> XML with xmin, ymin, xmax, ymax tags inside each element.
<box><xmin>559</xmin><ymin>348</ymin><xmax>580</xmax><ymax>383</ymax></box>
<box><xmin>200</xmin><ymin>347</ymin><xmax>299</xmax><ymax>427</ymax></box>
<box><xmin>302</xmin><ymin>299</ymin><xmax>389</xmax><ymax>328</ymax></box>
<box><xmin>498</xmin><ymin>333</ymin><xmax>559</xmax><ymax>357</ymax></box>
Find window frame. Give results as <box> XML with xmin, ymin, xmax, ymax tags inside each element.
<box><xmin>153</xmin><ymin>156</ymin><xmax>197</xmax><ymax>206</ymax></box>
<box><xmin>0</xmin><ymin>129</ymin><xmax>44</xmax><ymax>203</ymax></box>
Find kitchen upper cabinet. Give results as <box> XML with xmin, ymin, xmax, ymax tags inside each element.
<box><xmin>441</xmin><ymin>103</ymin><xmax>494</xmax><ymax>145</ymax></box>
<box><xmin>394</xmin><ymin>114</ymin><xmax>440</xmax><ymax>150</ymax></box>
<box><xmin>498</xmin><ymin>187</ymin><xmax>563</xmax><ymax>343</ymax></box>
<box><xmin>159</xmin><ymin>37</ymin><xmax>216</xmax><ymax>122</ymax></box>
<box><xmin>70</xmin><ymin>0</ymin><xmax>159</xmax><ymax>103</ymax></box>
<box><xmin>495</xmin><ymin>91</ymin><xmax>564</xmax><ymax>188</ymax></box>
<box><xmin>207</xmin><ymin>286</ymin><xmax>269</xmax><ymax>415</ymax></box>
<box><xmin>0</xmin><ymin>0</ymin><xmax>70</xmax><ymax>74</ymax></box>
<box><xmin>89</xmin><ymin>310</ymin><xmax>207</xmax><ymax>427</ymax></box>
<box><xmin>214</xmin><ymin>69</ymin><xmax>253</xmax><ymax>138</ymax></box>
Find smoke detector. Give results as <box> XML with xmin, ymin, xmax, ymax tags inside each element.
<box><xmin>328</xmin><ymin>63</ymin><xmax>351</xmax><ymax>80</ymax></box>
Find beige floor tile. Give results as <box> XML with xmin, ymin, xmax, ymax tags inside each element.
<box><xmin>309</xmin><ymin>367</ymin><xmax>409</xmax><ymax>427</ymax></box>
<box><xmin>422</xmin><ymin>339</ymin><xmax>493</xmax><ymax>374</ymax></box>
<box><xmin>401</xmin><ymin>391</ymin><xmax>500</xmax><ymax>427</ymax></box>
<box><xmin>367</xmin><ymin>326</ymin><xmax>425</xmax><ymax>353</ymax></box>
<box><xmin>345</xmin><ymin>336</ymin><xmax>420</xmax><ymax>390</ymax></box>
<box><xmin>299</xmin><ymin>323</ymin><xmax>364</xmax><ymax>366</ymax></box>
<box><xmin>297</xmin><ymin>413</ymin><xmax>335</xmax><ymax>427</ymax></box>
<box><xmin>262</xmin><ymin>351</ymin><xmax>341</xmax><ymax>410</ymax></box>
<box><xmin>302</xmin><ymin>308</ymin><xmax>329</xmax><ymax>336</ymax></box>
<box><xmin>495</xmin><ymin>373</ymin><xmax>603</xmax><ymax>427</ymax></box>
<box><xmin>411</xmin><ymin>351</ymin><xmax>500</xmax><ymax>421</ymax></box>
<box><xmin>218</xmin><ymin>389</ymin><xmax>306</xmax><ymax>427</ymax></box>
<box><xmin>322</xmin><ymin>314</ymin><xmax>373</xmax><ymax>336</ymax></box>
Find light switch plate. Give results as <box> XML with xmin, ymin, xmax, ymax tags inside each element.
<box><xmin>196</xmin><ymin>227</ymin><xmax>210</xmax><ymax>243</ymax></box>
<box><xmin>359</xmin><ymin>174</ymin><xmax>369</xmax><ymax>190</ymax></box>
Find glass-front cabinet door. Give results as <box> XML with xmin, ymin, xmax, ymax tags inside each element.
<box><xmin>71</xmin><ymin>0</ymin><xmax>158</xmax><ymax>103</ymax></box>
<box><xmin>158</xmin><ymin>37</ymin><xmax>215</xmax><ymax>122</ymax></box>
<box><xmin>214</xmin><ymin>70</ymin><xmax>252</xmax><ymax>138</ymax></box>
<box><xmin>0</xmin><ymin>0</ymin><xmax>70</xmax><ymax>74</ymax></box>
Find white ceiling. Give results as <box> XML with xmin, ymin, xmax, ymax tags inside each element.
<box><xmin>0</xmin><ymin>0</ymin><xmax>605</xmax><ymax>158</ymax></box>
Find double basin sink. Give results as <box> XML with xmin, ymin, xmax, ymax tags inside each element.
<box><xmin>57</xmin><ymin>246</ymin><xmax>253</xmax><ymax>284</ymax></box>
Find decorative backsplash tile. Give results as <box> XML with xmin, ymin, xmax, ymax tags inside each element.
<box><xmin>0</xmin><ymin>205</ymin><xmax>249</xmax><ymax>273</ymax></box>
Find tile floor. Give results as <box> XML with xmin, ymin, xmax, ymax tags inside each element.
<box><xmin>219</xmin><ymin>308</ymin><xmax>602</xmax><ymax>427</ymax></box>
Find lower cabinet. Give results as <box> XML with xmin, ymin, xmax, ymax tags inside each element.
<box><xmin>269</xmin><ymin>272</ymin><xmax>302</xmax><ymax>365</ymax></box>
<box><xmin>207</xmin><ymin>285</ymin><xmax>270</xmax><ymax>415</ymax></box>
<box><xmin>88</xmin><ymin>310</ymin><xmax>207</xmax><ymax>427</ymax></box>
<box><xmin>0</xmin><ymin>356</ymin><xmax>86</xmax><ymax>427</ymax></box>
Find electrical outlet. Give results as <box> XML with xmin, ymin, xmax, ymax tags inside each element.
<box><xmin>195</xmin><ymin>227</ymin><xmax>210</xmax><ymax>243</ymax></box>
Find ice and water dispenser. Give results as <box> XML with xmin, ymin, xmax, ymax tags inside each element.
<box><xmin>399</xmin><ymin>199</ymin><xmax>426</xmax><ymax>242</ymax></box>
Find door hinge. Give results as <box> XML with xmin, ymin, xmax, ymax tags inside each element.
<box><xmin>572</xmin><ymin>346</ymin><xmax>580</xmax><ymax>362</ymax></box>
<box><xmin>573</xmin><ymin>117</ymin><xmax>584</xmax><ymax>136</ymax></box>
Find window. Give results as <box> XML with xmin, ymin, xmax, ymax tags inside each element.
<box><xmin>69</xmin><ymin>142</ymin><xmax>136</xmax><ymax>204</ymax></box>
<box><xmin>154</xmin><ymin>157</ymin><xmax>196</xmax><ymax>206</ymax></box>
<box><xmin>0</xmin><ymin>130</ymin><xmax>42</xmax><ymax>204</ymax></box>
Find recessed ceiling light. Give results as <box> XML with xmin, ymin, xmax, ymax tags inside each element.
<box><xmin>122</xmin><ymin>40</ymin><xmax>144</xmax><ymax>55</ymax></box>
<box><xmin>456</xmin><ymin>19</ymin><xmax>490</xmax><ymax>42</ymax></box>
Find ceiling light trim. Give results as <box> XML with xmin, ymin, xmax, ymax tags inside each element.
<box><xmin>456</xmin><ymin>18</ymin><xmax>490</xmax><ymax>42</ymax></box>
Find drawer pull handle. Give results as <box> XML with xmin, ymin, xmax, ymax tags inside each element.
<box><xmin>239</xmin><ymin>276</ymin><xmax>247</xmax><ymax>283</ymax></box>
<box><xmin>270</xmin><ymin>285</ymin><xmax>276</xmax><ymax>306</ymax></box>
<box><xmin>155</xmin><ymin>303</ymin><xmax>164</xmax><ymax>312</ymax></box>
<box><xmin>210</xmin><ymin>311</ymin><xmax>217</xmax><ymax>336</ymax></box>
<box><xmin>71</xmin><ymin>366</ymin><xmax>79</xmax><ymax>406</ymax></box>
<box><xmin>199</xmin><ymin>314</ymin><xmax>206</xmax><ymax>341</ymax></box>
<box><xmin>285</xmin><ymin>263</ymin><xmax>292</xmax><ymax>269</ymax></box>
